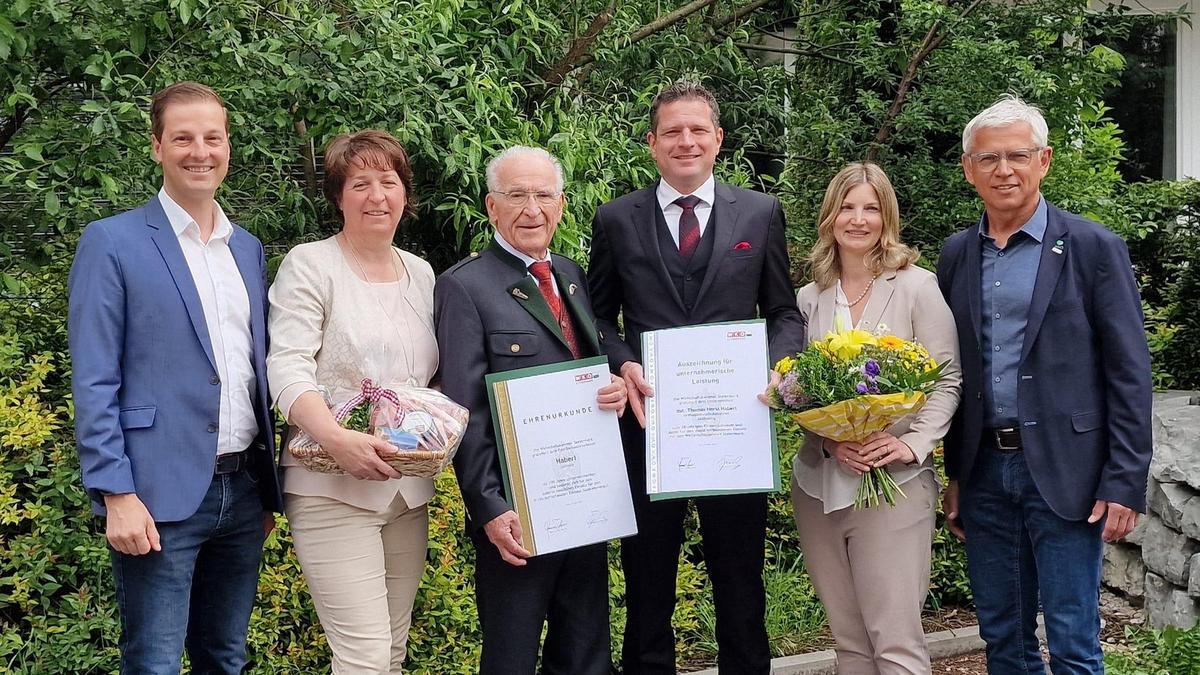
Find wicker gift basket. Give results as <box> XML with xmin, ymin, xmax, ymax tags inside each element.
<box><xmin>289</xmin><ymin>378</ymin><xmax>468</xmax><ymax>478</ymax></box>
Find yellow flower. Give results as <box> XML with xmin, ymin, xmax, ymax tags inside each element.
<box><xmin>774</xmin><ymin>356</ymin><xmax>796</xmax><ymax>373</ymax></box>
<box><xmin>822</xmin><ymin>329</ymin><xmax>878</xmax><ymax>361</ymax></box>
<box><xmin>878</xmin><ymin>335</ymin><xmax>906</xmax><ymax>350</ymax></box>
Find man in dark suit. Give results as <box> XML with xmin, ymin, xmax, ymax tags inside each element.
<box><xmin>435</xmin><ymin>146</ymin><xmax>628</xmax><ymax>675</ymax></box>
<box><xmin>68</xmin><ymin>82</ymin><xmax>282</xmax><ymax>674</ymax></box>
<box><xmin>587</xmin><ymin>81</ymin><xmax>806</xmax><ymax>675</ymax></box>
<box><xmin>937</xmin><ymin>95</ymin><xmax>1151</xmax><ymax>674</ymax></box>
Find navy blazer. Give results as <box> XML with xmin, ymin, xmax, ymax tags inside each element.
<box><xmin>68</xmin><ymin>197</ymin><xmax>283</xmax><ymax>521</ymax></box>
<box><xmin>936</xmin><ymin>201</ymin><xmax>1152</xmax><ymax>520</ymax></box>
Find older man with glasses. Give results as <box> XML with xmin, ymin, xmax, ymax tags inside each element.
<box><xmin>936</xmin><ymin>95</ymin><xmax>1152</xmax><ymax>674</ymax></box>
<box><xmin>434</xmin><ymin>146</ymin><xmax>628</xmax><ymax>675</ymax></box>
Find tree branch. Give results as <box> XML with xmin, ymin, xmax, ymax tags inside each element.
<box><xmin>547</xmin><ymin>0</ymin><xmax>723</xmax><ymax>81</ymax></box>
<box><xmin>867</xmin><ymin>0</ymin><xmax>986</xmax><ymax>160</ymax></box>
<box><xmin>0</xmin><ymin>103</ymin><xmax>29</xmax><ymax>155</ymax></box>
<box><xmin>293</xmin><ymin>117</ymin><xmax>319</xmax><ymax>202</ymax></box>
<box><xmin>540</xmin><ymin>2</ymin><xmax>616</xmax><ymax>86</ymax></box>
<box><xmin>629</xmin><ymin>0</ymin><xmax>720</xmax><ymax>44</ymax></box>
<box><xmin>709</xmin><ymin>0</ymin><xmax>773</xmax><ymax>31</ymax></box>
<box><xmin>729</xmin><ymin>41</ymin><xmax>858</xmax><ymax>67</ymax></box>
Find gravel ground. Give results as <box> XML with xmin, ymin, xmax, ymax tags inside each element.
<box><xmin>930</xmin><ymin>589</ymin><xmax>1146</xmax><ymax>675</ymax></box>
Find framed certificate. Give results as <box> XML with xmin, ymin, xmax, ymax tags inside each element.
<box><xmin>642</xmin><ymin>320</ymin><xmax>780</xmax><ymax>500</ymax></box>
<box><xmin>485</xmin><ymin>356</ymin><xmax>638</xmax><ymax>555</ymax></box>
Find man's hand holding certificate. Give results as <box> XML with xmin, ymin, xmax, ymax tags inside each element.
<box><xmin>485</xmin><ymin>357</ymin><xmax>637</xmax><ymax>556</ymax></box>
<box><xmin>641</xmin><ymin>320</ymin><xmax>780</xmax><ymax>499</ymax></box>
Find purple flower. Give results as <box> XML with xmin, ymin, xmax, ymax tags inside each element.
<box><xmin>855</xmin><ymin>382</ymin><xmax>869</xmax><ymax>394</ymax></box>
<box><xmin>868</xmin><ymin>384</ymin><xmax>881</xmax><ymax>394</ymax></box>
<box><xmin>863</xmin><ymin>360</ymin><xmax>881</xmax><ymax>378</ymax></box>
<box><xmin>779</xmin><ymin>371</ymin><xmax>813</xmax><ymax>408</ymax></box>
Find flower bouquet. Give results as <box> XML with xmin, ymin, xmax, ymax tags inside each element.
<box><xmin>288</xmin><ymin>378</ymin><xmax>468</xmax><ymax>478</ymax></box>
<box><xmin>768</xmin><ymin>328</ymin><xmax>947</xmax><ymax>507</ymax></box>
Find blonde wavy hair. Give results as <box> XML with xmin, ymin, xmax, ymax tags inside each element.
<box><xmin>807</xmin><ymin>162</ymin><xmax>919</xmax><ymax>289</ymax></box>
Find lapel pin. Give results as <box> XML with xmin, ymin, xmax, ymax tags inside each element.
<box><xmin>568</xmin><ymin>283</ymin><xmax>577</xmax><ymax>295</ymax></box>
<box><xmin>1051</xmin><ymin>239</ymin><xmax>1063</xmax><ymax>255</ymax></box>
<box><xmin>512</xmin><ymin>288</ymin><xmax>529</xmax><ymax>300</ymax></box>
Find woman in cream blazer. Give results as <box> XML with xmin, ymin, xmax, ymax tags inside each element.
<box><xmin>791</xmin><ymin>163</ymin><xmax>961</xmax><ymax>675</ymax></box>
<box><xmin>267</xmin><ymin>130</ymin><xmax>437</xmax><ymax>674</ymax></box>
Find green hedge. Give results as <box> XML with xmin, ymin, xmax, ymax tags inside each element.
<box><xmin>0</xmin><ymin>266</ymin><xmax>971</xmax><ymax>673</ymax></box>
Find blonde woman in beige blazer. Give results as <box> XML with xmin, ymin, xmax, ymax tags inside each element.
<box><xmin>790</xmin><ymin>163</ymin><xmax>961</xmax><ymax>675</ymax></box>
<box><xmin>267</xmin><ymin>131</ymin><xmax>437</xmax><ymax>674</ymax></box>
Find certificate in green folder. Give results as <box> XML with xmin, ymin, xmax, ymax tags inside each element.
<box><xmin>485</xmin><ymin>356</ymin><xmax>637</xmax><ymax>555</ymax></box>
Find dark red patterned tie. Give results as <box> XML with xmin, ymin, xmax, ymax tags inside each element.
<box><xmin>675</xmin><ymin>195</ymin><xmax>701</xmax><ymax>262</ymax></box>
<box><xmin>529</xmin><ymin>261</ymin><xmax>581</xmax><ymax>358</ymax></box>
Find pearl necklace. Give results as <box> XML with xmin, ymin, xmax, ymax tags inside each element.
<box><xmin>837</xmin><ymin>274</ymin><xmax>878</xmax><ymax>308</ymax></box>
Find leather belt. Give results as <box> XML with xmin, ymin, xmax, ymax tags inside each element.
<box><xmin>989</xmin><ymin>427</ymin><xmax>1023</xmax><ymax>452</ymax></box>
<box><xmin>214</xmin><ymin>450</ymin><xmax>250</xmax><ymax>475</ymax></box>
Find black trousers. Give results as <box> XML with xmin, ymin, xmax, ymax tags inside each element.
<box><xmin>473</xmin><ymin>532</ymin><xmax>611</xmax><ymax>675</ymax></box>
<box><xmin>619</xmin><ymin>420</ymin><xmax>771</xmax><ymax>675</ymax></box>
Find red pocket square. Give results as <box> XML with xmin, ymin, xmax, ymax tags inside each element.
<box><xmin>733</xmin><ymin>241</ymin><xmax>753</xmax><ymax>251</ymax></box>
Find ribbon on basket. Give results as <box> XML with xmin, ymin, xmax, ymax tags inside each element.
<box><xmin>334</xmin><ymin>378</ymin><xmax>401</xmax><ymax>422</ymax></box>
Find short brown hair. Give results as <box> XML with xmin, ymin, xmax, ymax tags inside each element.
<box><xmin>322</xmin><ymin>129</ymin><xmax>418</xmax><ymax>221</ymax></box>
<box><xmin>649</xmin><ymin>81</ymin><xmax>721</xmax><ymax>133</ymax></box>
<box><xmin>150</xmin><ymin>82</ymin><xmax>226</xmax><ymax>139</ymax></box>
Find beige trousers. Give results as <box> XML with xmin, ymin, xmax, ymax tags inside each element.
<box><xmin>792</xmin><ymin>471</ymin><xmax>937</xmax><ymax>675</ymax></box>
<box><xmin>285</xmin><ymin>491</ymin><xmax>429</xmax><ymax>675</ymax></box>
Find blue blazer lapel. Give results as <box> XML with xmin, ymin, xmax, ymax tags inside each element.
<box><xmin>145</xmin><ymin>197</ymin><xmax>217</xmax><ymax>370</ymax></box>
<box><xmin>694</xmin><ymin>182</ymin><xmax>738</xmax><ymax>306</ymax></box>
<box><xmin>635</xmin><ymin>184</ymin><xmax>687</xmax><ymax>314</ymax></box>
<box><xmin>965</xmin><ymin>222</ymin><xmax>984</xmax><ymax>349</ymax></box>
<box><xmin>1020</xmin><ymin>206</ymin><xmax>1069</xmax><ymax>362</ymax></box>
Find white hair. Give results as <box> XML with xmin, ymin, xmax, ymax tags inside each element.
<box><xmin>962</xmin><ymin>95</ymin><xmax>1049</xmax><ymax>154</ymax></box>
<box><xmin>485</xmin><ymin>146</ymin><xmax>565</xmax><ymax>193</ymax></box>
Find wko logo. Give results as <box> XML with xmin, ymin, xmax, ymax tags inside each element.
<box><xmin>575</xmin><ymin>372</ymin><xmax>598</xmax><ymax>383</ymax></box>
<box><xmin>726</xmin><ymin>330</ymin><xmax>751</xmax><ymax>339</ymax></box>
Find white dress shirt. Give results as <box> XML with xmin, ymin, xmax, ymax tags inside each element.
<box><xmin>493</xmin><ymin>231</ymin><xmax>560</xmax><ymax>295</ymax></box>
<box><xmin>159</xmin><ymin>188</ymin><xmax>258</xmax><ymax>456</ymax></box>
<box><xmin>656</xmin><ymin>174</ymin><xmax>716</xmax><ymax>247</ymax></box>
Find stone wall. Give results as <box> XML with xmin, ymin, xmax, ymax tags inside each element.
<box><xmin>1102</xmin><ymin>391</ymin><xmax>1200</xmax><ymax>628</ymax></box>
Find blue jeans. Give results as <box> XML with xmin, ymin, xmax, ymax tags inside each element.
<box><xmin>110</xmin><ymin>469</ymin><xmax>266</xmax><ymax>675</ymax></box>
<box><xmin>960</xmin><ymin>445</ymin><xmax>1104</xmax><ymax>675</ymax></box>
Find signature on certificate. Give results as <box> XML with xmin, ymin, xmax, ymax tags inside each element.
<box><xmin>677</xmin><ymin>456</ymin><xmax>696</xmax><ymax>469</ymax></box>
<box><xmin>586</xmin><ymin>509</ymin><xmax>609</xmax><ymax>526</ymax></box>
<box><xmin>717</xmin><ymin>455</ymin><xmax>743</xmax><ymax>471</ymax></box>
<box><xmin>544</xmin><ymin>517</ymin><xmax>568</xmax><ymax>534</ymax></box>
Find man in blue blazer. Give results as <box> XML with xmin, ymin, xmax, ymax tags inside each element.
<box><xmin>937</xmin><ymin>95</ymin><xmax>1151</xmax><ymax>674</ymax></box>
<box><xmin>68</xmin><ymin>82</ymin><xmax>282</xmax><ymax>674</ymax></box>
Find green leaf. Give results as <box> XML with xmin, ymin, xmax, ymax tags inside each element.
<box><xmin>130</xmin><ymin>25</ymin><xmax>147</xmax><ymax>55</ymax></box>
<box><xmin>43</xmin><ymin>191</ymin><xmax>61</xmax><ymax>215</ymax></box>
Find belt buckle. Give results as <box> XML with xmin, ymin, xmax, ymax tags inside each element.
<box><xmin>993</xmin><ymin>428</ymin><xmax>1021</xmax><ymax>452</ymax></box>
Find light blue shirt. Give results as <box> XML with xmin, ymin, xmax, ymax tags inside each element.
<box><xmin>979</xmin><ymin>197</ymin><xmax>1047</xmax><ymax>428</ymax></box>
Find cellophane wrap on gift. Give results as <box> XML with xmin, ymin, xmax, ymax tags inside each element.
<box><xmin>289</xmin><ymin>378</ymin><xmax>468</xmax><ymax>477</ymax></box>
<box><xmin>791</xmin><ymin>391</ymin><xmax>926</xmax><ymax>442</ymax></box>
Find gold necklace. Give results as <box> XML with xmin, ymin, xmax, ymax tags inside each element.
<box><xmin>838</xmin><ymin>274</ymin><xmax>877</xmax><ymax>308</ymax></box>
<box><xmin>339</xmin><ymin>232</ymin><xmax>420</xmax><ymax>386</ymax></box>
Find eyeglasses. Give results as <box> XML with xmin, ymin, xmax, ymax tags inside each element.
<box><xmin>968</xmin><ymin>148</ymin><xmax>1043</xmax><ymax>172</ymax></box>
<box><xmin>492</xmin><ymin>190</ymin><xmax>562</xmax><ymax>207</ymax></box>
